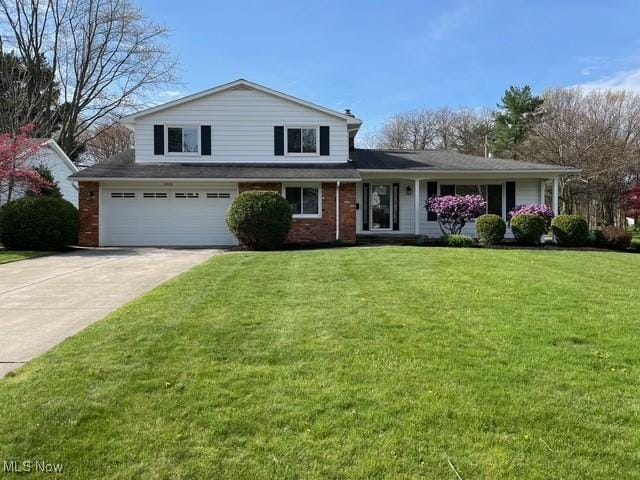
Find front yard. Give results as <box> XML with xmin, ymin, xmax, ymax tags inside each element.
<box><xmin>0</xmin><ymin>251</ymin><xmax>48</xmax><ymax>264</ymax></box>
<box><xmin>0</xmin><ymin>247</ymin><xmax>638</xmax><ymax>478</ymax></box>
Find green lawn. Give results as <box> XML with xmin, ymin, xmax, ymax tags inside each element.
<box><xmin>0</xmin><ymin>251</ymin><xmax>48</xmax><ymax>264</ymax></box>
<box><xmin>1</xmin><ymin>247</ymin><xmax>639</xmax><ymax>479</ymax></box>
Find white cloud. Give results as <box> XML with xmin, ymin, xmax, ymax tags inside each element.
<box><xmin>574</xmin><ymin>68</ymin><xmax>640</xmax><ymax>93</ymax></box>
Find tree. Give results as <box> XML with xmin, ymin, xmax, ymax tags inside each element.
<box><xmin>0</xmin><ymin>50</ymin><xmax>61</xmax><ymax>136</ymax></box>
<box><xmin>0</xmin><ymin>0</ymin><xmax>177</xmax><ymax>160</ymax></box>
<box><xmin>0</xmin><ymin>125</ymin><xmax>50</xmax><ymax>205</ymax></box>
<box><xmin>493</xmin><ymin>85</ymin><xmax>543</xmax><ymax>158</ymax></box>
<box><xmin>425</xmin><ymin>195</ymin><xmax>486</xmax><ymax>235</ymax></box>
<box><xmin>26</xmin><ymin>165</ymin><xmax>62</xmax><ymax>198</ymax></box>
<box><xmin>85</xmin><ymin>122</ymin><xmax>134</xmax><ymax>164</ymax></box>
<box><xmin>623</xmin><ymin>184</ymin><xmax>640</xmax><ymax>226</ymax></box>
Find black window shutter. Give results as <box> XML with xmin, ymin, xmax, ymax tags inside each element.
<box><xmin>153</xmin><ymin>125</ymin><xmax>164</xmax><ymax>155</ymax></box>
<box><xmin>319</xmin><ymin>126</ymin><xmax>330</xmax><ymax>156</ymax></box>
<box><xmin>427</xmin><ymin>181</ymin><xmax>438</xmax><ymax>221</ymax></box>
<box><xmin>362</xmin><ymin>183</ymin><xmax>369</xmax><ymax>230</ymax></box>
<box><xmin>506</xmin><ymin>181</ymin><xmax>516</xmax><ymax>215</ymax></box>
<box><xmin>274</xmin><ymin>126</ymin><xmax>284</xmax><ymax>156</ymax></box>
<box><xmin>201</xmin><ymin>126</ymin><xmax>211</xmax><ymax>155</ymax></box>
<box><xmin>392</xmin><ymin>183</ymin><xmax>400</xmax><ymax>230</ymax></box>
<box><xmin>440</xmin><ymin>184</ymin><xmax>455</xmax><ymax>196</ymax></box>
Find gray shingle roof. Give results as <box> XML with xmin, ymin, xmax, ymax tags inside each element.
<box><xmin>70</xmin><ymin>150</ymin><xmax>361</xmax><ymax>180</ymax></box>
<box><xmin>350</xmin><ymin>149</ymin><xmax>579</xmax><ymax>172</ymax></box>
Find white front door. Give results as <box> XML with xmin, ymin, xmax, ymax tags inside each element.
<box><xmin>101</xmin><ymin>187</ymin><xmax>238</xmax><ymax>246</ymax></box>
<box><xmin>370</xmin><ymin>184</ymin><xmax>392</xmax><ymax>230</ymax></box>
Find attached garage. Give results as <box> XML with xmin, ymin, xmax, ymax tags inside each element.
<box><xmin>100</xmin><ymin>187</ymin><xmax>238</xmax><ymax>246</ymax></box>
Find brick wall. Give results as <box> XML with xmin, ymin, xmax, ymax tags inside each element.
<box><xmin>78</xmin><ymin>182</ymin><xmax>99</xmax><ymax>247</ymax></box>
<box><xmin>237</xmin><ymin>181</ymin><xmax>357</xmax><ymax>245</ymax></box>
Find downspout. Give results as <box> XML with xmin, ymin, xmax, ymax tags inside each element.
<box><xmin>336</xmin><ymin>181</ymin><xmax>341</xmax><ymax>241</ymax></box>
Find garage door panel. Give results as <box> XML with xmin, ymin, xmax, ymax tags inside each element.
<box><xmin>101</xmin><ymin>188</ymin><xmax>238</xmax><ymax>246</ymax></box>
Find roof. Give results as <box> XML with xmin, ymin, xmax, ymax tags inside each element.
<box><xmin>18</xmin><ymin>138</ymin><xmax>79</xmax><ymax>173</ymax></box>
<box><xmin>121</xmin><ymin>79</ymin><xmax>362</xmax><ymax>126</ymax></box>
<box><xmin>350</xmin><ymin>149</ymin><xmax>580</xmax><ymax>174</ymax></box>
<box><xmin>69</xmin><ymin>150</ymin><xmax>361</xmax><ymax>181</ymax></box>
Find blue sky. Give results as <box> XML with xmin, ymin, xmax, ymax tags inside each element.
<box><xmin>139</xmin><ymin>0</ymin><xmax>640</xmax><ymax>136</ymax></box>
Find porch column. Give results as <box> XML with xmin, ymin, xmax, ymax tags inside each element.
<box><xmin>414</xmin><ymin>179</ymin><xmax>420</xmax><ymax>235</ymax></box>
<box><xmin>552</xmin><ymin>177</ymin><xmax>559</xmax><ymax>215</ymax></box>
<box><xmin>540</xmin><ymin>179</ymin><xmax>546</xmax><ymax>205</ymax></box>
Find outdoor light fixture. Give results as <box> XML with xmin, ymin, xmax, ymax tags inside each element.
<box><xmin>406</xmin><ymin>185</ymin><xmax>412</xmax><ymax>195</ymax></box>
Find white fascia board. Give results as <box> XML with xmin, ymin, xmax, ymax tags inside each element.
<box><xmin>69</xmin><ymin>177</ymin><xmax>362</xmax><ymax>182</ymax></box>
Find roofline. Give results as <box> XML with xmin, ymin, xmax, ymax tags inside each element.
<box><xmin>68</xmin><ymin>176</ymin><xmax>362</xmax><ymax>182</ymax></box>
<box><xmin>356</xmin><ymin>168</ymin><xmax>581</xmax><ymax>175</ymax></box>
<box><xmin>43</xmin><ymin>139</ymin><xmax>79</xmax><ymax>173</ymax></box>
<box><xmin>121</xmin><ymin>79</ymin><xmax>363</xmax><ymax>126</ymax></box>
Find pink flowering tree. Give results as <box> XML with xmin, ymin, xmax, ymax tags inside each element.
<box><xmin>426</xmin><ymin>195</ymin><xmax>487</xmax><ymax>235</ymax></box>
<box><xmin>0</xmin><ymin>125</ymin><xmax>50</xmax><ymax>205</ymax></box>
<box><xmin>508</xmin><ymin>204</ymin><xmax>554</xmax><ymax>228</ymax></box>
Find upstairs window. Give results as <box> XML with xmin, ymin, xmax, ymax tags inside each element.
<box><xmin>167</xmin><ymin>126</ymin><xmax>198</xmax><ymax>153</ymax></box>
<box><xmin>286</xmin><ymin>127</ymin><xmax>317</xmax><ymax>154</ymax></box>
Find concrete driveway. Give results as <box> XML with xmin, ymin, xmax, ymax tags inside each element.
<box><xmin>0</xmin><ymin>248</ymin><xmax>218</xmax><ymax>378</ymax></box>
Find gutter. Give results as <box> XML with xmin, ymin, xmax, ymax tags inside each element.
<box><xmin>336</xmin><ymin>180</ymin><xmax>340</xmax><ymax>241</ymax></box>
<box><xmin>67</xmin><ymin>176</ymin><xmax>362</xmax><ymax>182</ymax></box>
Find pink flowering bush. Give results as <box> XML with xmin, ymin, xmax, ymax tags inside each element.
<box><xmin>426</xmin><ymin>195</ymin><xmax>486</xmax><ymax>235</ymax></box>
<box><xmin>508</xmin><ymin>204</ymin><xmax>554</xmax><ymax>228</ymax></box>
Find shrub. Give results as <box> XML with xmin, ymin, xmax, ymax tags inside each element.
<box><xmin>589</xmin><ymin>229</ymin><xmax>607</xmax><ymax>248</ymax></box>
<box><xmin>551</xmin><ymin>215</ymin><xmax>589</xmax><ymax>246</ymax></box>
<box><xmin>475</xmin><ymin>214</ymin><xmax>506</xmax><ymax>244</ymax></box>
<box><xmin>631</xmin><ymin>237</ymin><xmax>640</xmax><ymax>252</ymax></box>
<box><xmin>0</xmin><ymin>197</ymin><xmax>78</xmax><ymax>250</ymax></box>
<box><xmin>508</xmin><ymin>204</ymin><xmax>554</xmax><ymax>228</ymax></box>
<box><xmin>443</xmin><ymin>234</ymin><xmax>475</xmax><ymax>248</ymax></box>
<box><xmin>510</xmin><ymin>214</ymin><xmax>547</xmax><ymax>245</ymax></box>
<box><xmin>600</xmin><ymin>226</ymin><xmax>632</xmax><ymax>250</ymax></box>
<box><xmin>425</xmin><ymin>195</ymin><xmax>486</xmax><ymax>235</ymax></box>
<box><xmin>226</xmin><ymin>191</ymin><xmax>293</xmax><ymax>250</ymax></box>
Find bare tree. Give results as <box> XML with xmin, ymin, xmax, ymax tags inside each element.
<box><xmin>0</xmin><ymin>0</ymin><xmax>177</xmax><ymax>159</ymax></box>
<box><xmin>84</xmin><ymin>121</ymin><xmax>132</xmax><ymax>164</ymax></box>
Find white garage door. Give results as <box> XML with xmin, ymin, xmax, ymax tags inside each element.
<box><xmin>101</xmin><ymin>188</ymin><xmax>238</xmax><ymax>246</ymax></box>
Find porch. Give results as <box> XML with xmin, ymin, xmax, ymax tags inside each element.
<box><xmin>355</xmin><ymin>175</ymin><xmax>560</xmax><ymax>238</ymax></box>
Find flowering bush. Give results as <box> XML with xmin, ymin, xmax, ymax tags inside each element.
<box><xmin>426</xmin><ymin>195</ymin><xmax>486</xmax><ymax>235</ymax></box>
<box><xmin>508</xmin><ymin>204</ymin><xmax>554</xmax><ymax>228</ymax></box>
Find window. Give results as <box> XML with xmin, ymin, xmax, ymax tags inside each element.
<box><xmin>175</xmin><ymin>192</ymin><xmax>200</xmax><ymax>199</ymax></box>
<box><xmin>167</xmin><ymin>127</ymin><xmax>198</xmax><ymax>153</ymax></box>
<box><xmin>440</xmin><ymin>184</ymin><xmax>503</xmax><ymax>217</ymax></box>
<box><xmin>286</xmin><ymin>127</ymin><xmax>317</xmax><ymax>154</ymax></box>
<box><xmin>142</xmin><ymin>192</ymin><xmax>168</xmax><ymax>199</ymax></box>
<box><xmin>206</xmin><ymin>192</ymin><xmax>231</xmax><ymax>199</ymax></box>
<box><xmin>110</xmin><ymin>192</ymin><xmax>135</xmax><ymax>199</ymax></box>
<box><xmin>284</xmin><ymin>185</ymin><xmax>320</xmax><ymax>217</ymax></box>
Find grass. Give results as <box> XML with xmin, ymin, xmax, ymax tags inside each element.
<box><xmin>0</xmin><ymin>251</ymin><xmax>49</xmax><ymax>264</ymax></box>
<box><xmin>1</xmin><ymin>247</ymin><xmax>639</xmax><ymax>479</ymax></box>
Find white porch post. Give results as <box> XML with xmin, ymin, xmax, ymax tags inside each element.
<box><xmin>414</xmin><ymin>179</ymin><xmax>420</xmax><ymax>235</ymax></box>
<box><xmin>552</xmin><ymin>177</ymin><xmax>559</xmax><ymax>215</ymax></box>
<box><xmin>540</xmin><ymin>179</ymin><xmax>546</xmax><ymax>205</ymax></box>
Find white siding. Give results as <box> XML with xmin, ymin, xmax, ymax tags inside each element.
<box><xmin>134</xmin><ymin>87</ymin><xmax>349</xmax><ymax>164</ymax></box>
<box><xmin>358</xmin><ymin>177</ymin><xmax>545</xmax><ymax>238</ymax></box>
<box><xmin>0</xmin><ymin>146</ymin><xmax>78</xmax><ymax>207</ymax></box>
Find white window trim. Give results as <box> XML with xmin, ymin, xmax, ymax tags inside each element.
<box><xmin>282</xmin><ymin>183</ymin><xmax>322</xmax><ymax>218</ymax></box>
<box><xmin>284</xmin><ymin>126</ymin><xmax>319</xmax><ymax>156</ymax></box>
<box><xmin>165</xmin><ymin>125</ymin><xmax>200</xmax><ymax>156</ymax></box>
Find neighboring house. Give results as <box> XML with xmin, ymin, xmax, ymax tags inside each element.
<box><xmin>1</xmin><ymin>139</ymin><xmax>79</xmax><ymax>207</ymax></box>
<box><xmin>70</xmin><ymin>79</ymin><xmax>579</xmax><ymax>247</ymax></box>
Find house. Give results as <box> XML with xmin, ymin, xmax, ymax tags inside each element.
<box><xmin>69</xmin><ymin>79</ymin><xmax>579</xmax><ymax>247</ymax></box>
<box><xmin>0</xmin><ymin>138</ymin><xmax>79</xmax><ymax>208</ymax></box>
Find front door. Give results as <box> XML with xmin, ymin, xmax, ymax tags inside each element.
<box><xmin>370</xmin><ymin>184</ymin><xmax>392</xmax><ymax>230</ymax></box>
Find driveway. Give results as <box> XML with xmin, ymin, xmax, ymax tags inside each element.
<box><xmin>0</xmin><ymin>248</ymin><xmax>218</xmax><ymax>378</ymax></box>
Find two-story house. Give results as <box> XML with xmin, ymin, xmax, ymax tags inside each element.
<box><xmin>70</xmin><ymin>79</ymin><xmax>578</xmax><ymax>247</ymax></box>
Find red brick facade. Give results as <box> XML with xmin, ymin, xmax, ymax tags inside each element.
<box><xmin>78</xmin><ymin>182</ymin><xmax>100</xmax><ymax>247</ymax></box>
<box><xmin>237</xmin><ymin>182</ymin><xmax>357</xmax><ymax>245</ymax></box>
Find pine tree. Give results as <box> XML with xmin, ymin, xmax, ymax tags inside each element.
<box><xmin>492</xmin><ymin>86</ymin><xmax>543</xmax><ymax>158</ymax></box>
